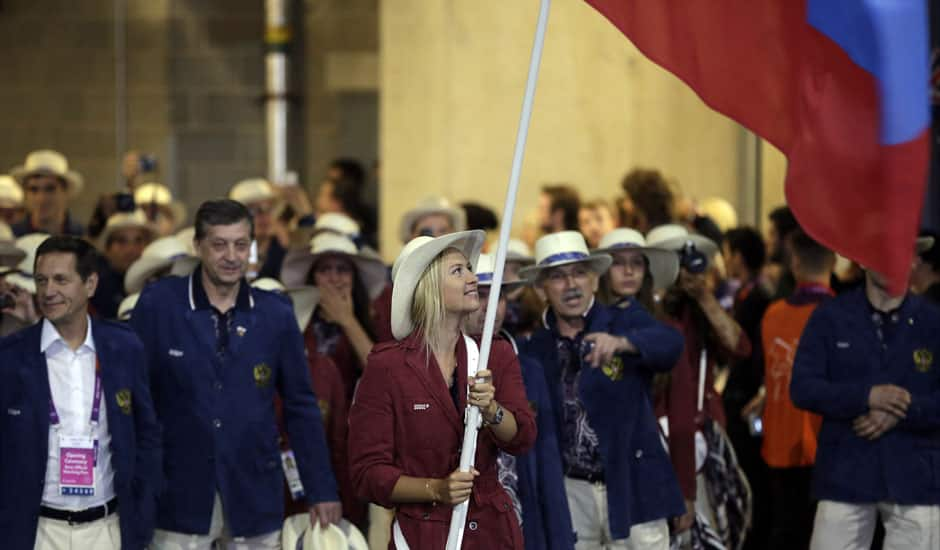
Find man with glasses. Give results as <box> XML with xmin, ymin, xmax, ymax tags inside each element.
<box><xmin>10</xmin><ymin>150</ymin><xmax>84</xmax><ymax>237</ymax></box>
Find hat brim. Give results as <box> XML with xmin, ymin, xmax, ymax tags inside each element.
<box><xmin>391</xmin><ymin>230</ymin><xmax>486</xmax><ymax>340</ymax></box>
<box><xmin>98</xmin><ymin>222</ymin><xmax>157</xmax><ymax>251</ymax></box>
<box><xmin>517</xmin><ymin>253</ymin><xmax>613</xmax><ymax>282</ymax></box>
<box><xmin>287</xmin><ymin>286</ymin><xmax>319</xmax><ymax>332</ymax></box>
<box><xmin>281</xmin><ymin>514</ymin><xmax>310</xmax><ymax>550</ymax></box>
<box><xmin>5</xmin><ymin>271</ymin><xmax>35</xmax><ymax>294</ymax></box>
<box><xmin>337</xmin><ymin>519</ymin><xmax>369</xmax><ymax>550</ymax></box>
<box><xmin>304</xmin><ymin>521</ymin><xmax>348</xmax><ymax>550</ymax></box>
<box><xmin>649</xmin><ymin>235</ymin><xmax>719</xmax><ymax>265</ymax></box>
<box><xmin>124</xmin><ymin>254</ymin><xmax>198</xmax><ymax>294</ymax></box>
<box><xmin>398</xmin><ymin>206</ymin><xmax>468</xmax><ymax>243</ymax></box>
<box><xmin>0</xmin><ymin>243</ymin><xmax>26</xmax><ymax>267</ymax></box>
<box><xmin>10</xmin><ymin>166</ymin><xmax>83</xmax><ymax>197</ymax></box>
<box><xmin>280</xmin><ymin>248</ymin><xmax>388</xmax><ymax>300</ymax></box>
<box><xmin>594</xmin><ymin>245</ymin><xmax>680</xmax><ymax>290</ymax></box>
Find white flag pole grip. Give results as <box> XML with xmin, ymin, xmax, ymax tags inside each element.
<box><xmin>445</xmin><ymin>1</ymin><xmax>552</xmax><ymax>548</ymax></box>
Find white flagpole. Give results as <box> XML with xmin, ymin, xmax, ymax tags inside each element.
<box><xmin>445</xmin><ymin>1</ymin><xmax>552</xmax><ymax>548</ymax></box>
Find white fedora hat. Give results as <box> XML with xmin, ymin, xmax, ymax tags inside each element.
<box><xmin>98</xmin><ymin>210</ymin><xmax>156</xmax><ymax>248</ymax></box>
<box><xmin>280</xmin><ymin>233</ymin><xmax>388</xmax><ymax>300</ymax></box>
<box><xmin>124</xmin><ymin>235</ymin><xmax>199</xmax><ymax>294</ymax></box>
<box><xmin>10</xmin><ymin>150</ymin><xmax>83</xmax><ymax>196</ymax></box>
<box><xmin>336</xmin><ymin>519</ymin><xmax>368</xmax><ymax>550</ymax></box>
<box><xmin>0</xmin><ymin>222</ymin><xmax>25</xmax><ymax>267</ymax></box>
<box><xmin>135</xmin><ymin>182</ymin><xmax>187</xmax><ymax>226</ymax></box>
<box><xmin>314</xmin><ymin>213</ymin><xmax>361</xmax><ymax>238</ymax></box>
<box><xmin>117</xmin><ymin>292</ymin><xmax>140</xmax><ymax>321</ymax></box>
<box><xmin>230</xmin><ymin>177</ymin><xmax>277</xmax><ymax>205</ymax></box>
<box><xmin>595</xmin><ymin>228</ymin><xmax>679</xmax><ymax>290</ymax></box>
<box><xmin>251</xmin><ymin>277</ymin><xmax>319</xmax><ymax>332</ymax></box>
<box><xmin>645</xmin><ymin>223</ymin><xmax>719</xmax><ymax>267</ymax></box>
<box><xmin>474</xmin><ymin>253</ymin><xmax>527</xmax><ymax>292</ymax></box>
<box><xmin>505</xmin><ymin>238</ymin><xmax>535</xmax><ymax>265</ymax></box>
<box><xmin>176</xmin><ymin>226</ymin><xmax>197</xmax><ymax>254</ymax></box>
<box><xmin>281</xmin><ymin>514</ymin><xmax>349</xmax><ymax>550</ymax></box>
<box><xmin>518</xmin><ymin>231</ymin><xmax>612</xmax><ymax>282</ymax></box>
<box><xmin>398</xmin><ymin>196</ymin><xmax>467</xmax><ymax>243</ymax></box>
<box><xmin>0</xmin><ymin>175</ymin><xmax>24</xmax><ymax>208</ymax></box>
<box><xmin>5</xmin><ymin>233</ymin><xmax>50</xmax><ymax>294</ymax></box>
<box><xmin>391</xmin><ymin>230</ymin><xmax>486</xmax><ymax>340</ymax></box>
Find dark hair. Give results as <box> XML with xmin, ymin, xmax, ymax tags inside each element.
<box><xmin>598</xmin><ymin>258</ymin><xmax>655</xmax><ymax>312</ymax></box>
<box><xmin>329</xmin><ymin>158</ymin><xmax>366</xmax><ymax>187</ymax></box>
<box><xmin>724</xmin><ymin>227</ymin><xmax>767</xmax><ymax>274</ymax></box>
<box><xmin>194</xmin><ymin>199</ymin><xmax>254</xmax><ymax>241</ymax></box>
<box><xmin>787</xmin><ymin>229</ymin><xmax>834</xmax><ymax>276</ymax></box>
<box><xmin>620</xmin><ymin>169</ymin><xmax>676</xmax><ymax>229</ymax></box>
<box><xmin>461</xmin><ymin>202</ymin><xmax>499</xmax><ymax>231</ymax></box>
<box><xmin>768</xmin><ymin>206</ymin><xmax>799</xmax><ymax>262</ymax></box>
<box><xmin>919</xmin><ymin>231</ymin><xmax>940</xmax><ymax>271</ymax></box>
<box><xmin>35</xmin><ymin>236</ymin><xmax>100</xmax><ymax>281</ymax></box>
<box><xmin>542</xmin><ymin>184</ymin><xmax>581</xmax><ymax>231</ymax></box>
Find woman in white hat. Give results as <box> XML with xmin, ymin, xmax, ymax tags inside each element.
<box><xmin>348</xmin><ymin>231</ymin><xmax>536</xmax><ymax>549</ymax></box>
<box><xmin>281</xmin><ymin>232</ymin><xmax>388</xmax><ymax>401</ymax></box>
<box><xmin>595</xmin><ymin>228</ymin><xmax>679</xmax><ymax>312</ymax></box>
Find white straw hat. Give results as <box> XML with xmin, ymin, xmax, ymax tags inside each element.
<box><xmin>518</xmin><ymin>231</ymin><xmax>612</xmax><ymax>282</ymax></box>
<box><xmin>135</xmin><ymin>182</ymin><xmax>187</xmax><ymax>227</ymax></box>
<box><xmin>5</xmin><ymin>233</ymin><xmax>50</xmax><ymax>294</ymax></box>
<box><xmin>280</xmin><ymin>232</ymin><xmax>388</xmax><ymax>300</ymax></box>
<box><xmin>98</xmin><ymin>210</ymin><xmax>156</xmax><ymax>249</ymax></box>
<box><xmin>0</xmin><ymin>222</ymin><xmax>25</xmax><ymax>267</ymax></box>
<box><xmin>281</xmin><ymin>514</ymin><xmax>349</xmax><ymax>550</ymax></box>
<box><xmin>117</xmin><ymin>292</ymin><xmax>140</xmax><ymax>321</ymax></box>
<box><xmin>645</xmin><ymin>224</ymin><xmax>719</xmax><ymax>267</ymax></box>
<box><xmin>475</xmin><ymin>253</ymin><xmax>527</xmax><ymax>292</ymax></box>
<box><xmin>124</xmin><ymin>235</ymin><xmax>199</xmax><ymax>294</ymax></box>
<box><xmin>505</xmin><ymin>238</ymin><xmax>535</xmax><ymax>265</ymax></box>
<box><xmin>314</xmin><ymin>213</ymin><xmax>361</xmax><ymax>238</ymax></box>
<box><xmin>0</xmin><ymin>175</ymin><xmax>23</xmax><ymax>208</ymax></box>
<box><xmin>230</xmin><ymin>178</ymin><xmax>276</xmax><ymax>205</ymax></box>
<box><xmin>10</xmin><ymin>150</ymin><xmax>83</xmax><ymax>196</ymax></box>
<box><xmin>250</xmin><ymin>277</ymin><xmax>319</xmax><ymax>332</ymax></box>
<box><xmin>398</xmin><ymin>197</ymin><xmax>467</xmax><ymax>243</ymax></box>
<box><xmin>336</xmin><ymin>519</ymin><xmax>368</xmax><ymax>550</ymax></box>
<box><xmin>391</xmin><ymin>230</ymin><xmax>486</xmax><ymax>340</ymax></box>
<box><xmin>595</xmin><ymin>228</ymin><xmax>679</xmax><ymax>290</ymax></box>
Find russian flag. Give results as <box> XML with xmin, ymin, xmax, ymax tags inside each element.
<box><xmin>586</xmin><ymin>0</ymin><xmax>931</xmax><ymax>293</ymax></box>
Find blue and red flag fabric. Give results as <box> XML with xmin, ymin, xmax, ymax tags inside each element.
<box><xmin>586</xmin><ymin>0</ymin><xmax>931</xmax><ymax>293</ymax></box>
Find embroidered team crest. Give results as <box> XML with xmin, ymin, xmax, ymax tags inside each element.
<box><xmin>253</xmin><ymin>363</ymin><xmax>272</xmax><ymax>387</ymax></box>
<box><xmin>115</xmin><ymin>389</ymin><xmax>132</xmax><ymax>415</ymax></box>
<box><xmin>602</xmin><ymin>356</ymin><xmax>624</xmax><ymax>382</ymax></box>
<box><xmin>318</xmin><ymin>399</ymin><xmax>330</xmax><ymax>423</ymax></box>
<box><xmin>914</xmin><ymin>349</ymin><xmax>933</xmax><ymax>373</ymax></box>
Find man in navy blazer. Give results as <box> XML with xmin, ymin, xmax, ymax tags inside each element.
<box><xmin>791</xmin><ymin>267</ymin><xmax>940</xmax><ymax>550</ymax></box>
<box><xmin>132</xmin><ymin>199</ymin><xmax>339</xmax><ymax>549</ymax></box>
<box><xmin>518</xmin><ymin>231</ymin><xmax>686</xmax><ymax>549</ymax></box>
<box><xmin>0</xmin><ymin>235</ymin><xmax>161</xmax><ymax>550</ymax></box>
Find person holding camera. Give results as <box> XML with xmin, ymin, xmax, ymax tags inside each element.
<box><xmin>646</xmin><ymin>224</ymin><xmax>751</xmax><ymax>545</ymax></box>
<box><xmin>518</xmin><ymin>231</ymin><xmax>685</xmax><ymax>550</ymax></box>
<box><xmin>1</xmin><ymin>232</ymin><xmax>46</xmax><ymax>337</ymax></box>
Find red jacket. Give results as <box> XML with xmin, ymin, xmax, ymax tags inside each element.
<box><xmin>348</xmin><ymin>332</ymin><xmax>537</xmax><ymax>549</ymax></box>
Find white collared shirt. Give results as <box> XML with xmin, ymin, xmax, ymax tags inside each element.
<box><xmin>41</xmin><ymin>317</ymin><xmax>116</xmax><ymax>510</ymax></box>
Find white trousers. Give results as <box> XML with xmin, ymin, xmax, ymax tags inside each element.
<box><xmin>565</xmin><ymin>477</ymin><xmax>670</xmax><ymax>550</ymax></box>
<box><xmin>810</xmin><ymin>500</ymin><xmax>940</xmax><ymax>550</ymax></box>
<box><xmin>34</xmin><ymin>512</ymin><xmax>121</xmax><ymax>550</ymax></box>
<box><xmin>150</xmin><ymin>493</ymin><xmax>280</xmax><ymax>550</ymax></box>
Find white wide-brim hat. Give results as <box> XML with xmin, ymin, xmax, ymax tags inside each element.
<box><xmin>595</xmin><ymin>228</ymin><xmax>679</xmax><ymax>290</ymax></box>
<box><xmin>10</xmin><ymin>150</ymin><xmax>84</xmax><ymax>197</ymax></box>
<box><xmin>0</xmin><ymin>175</ymin><xmax>24</xmax><ymax>208</ymax></box>
<box><xmin>645</xmin><ymin>223</ymin><xmax>719</xmax><ymax>266</ymax></box>
<box><xmin>5</xmin><ymin>233</ymin><xmax>50</xmax><ymax>294</ymax></box>
<box><xmin>251</xmin><ymin>277</ymin><xmax>319</xmax><ymax>332</ymax></box>
<box><xmin>475</xmin><ymin>253</ymin><xmax>527</xmax><ymax>292</ymax></box>
<box><xmin>98</xmin><ymin>210</ymin><xmax>156</xmax><ymax>248</ymax></box>
<box><xmin>336</xmin><ymin>519</ymin><xmax>368</xmax><ymax>550</ymax></box>
<box><xmin>280</xmin><ymin>233</ymin><xmax>388</xmax><ymax>300</ymax></box>
<box><xmin>135</xmin><ymin>182</ymin><xmax>187</xmax><ymax>226</ymax></box>
<box><xmin>230</xmin><ymin>177</ymin><xmax>277</xmax><ymax>205</ymax></box>
<box><xmin>314</xmin><ymin>213</ymin><xmax>361</xmax><ymax>238</ymax></box>
<box><xmin>117</xmin><ymin>292</ymin><xmax>140</xmax><ymax>321</ymax></box>
<box><xmin>281</xmin><ymin>514</ymin><xmax>348</xmax><ymax>550</ymax></box>
<box><xmin>0</xmin><ymin>222</ymin><xmax>25</xmax><ymax>267</ymax></box>
<box><xmin>398</xmin><ymin>197</ymin><xmax>467</xmax><ymax>243</ymax></box>
<box><xmin>124</xmin><ymin>235</ymin><xmax>199</xmax><ymax>294</ymax></box>
<box><xmin>505</xmin><ymin>238</ymin><xmax>535</xmax><ymax>265</ymax></box>
<box><xmin>518</xmin><ymin>230</ymin><xmax>612</xmax><ymax>282</ymax></box>
<box><xmin>391</xmin><ymin>230</ymin><xmax>486</xmax><ymax>340</ymax></box>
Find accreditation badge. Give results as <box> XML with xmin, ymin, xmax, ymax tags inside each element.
<box><xmin>281</xmin><ymin>450</ymin><xmax>305</xmax><ymax>501</ymax></box>
<box><xmin>59</xmin><ymin>434</ymin><xmax>96</xmax><ymax>496</ymax></box>
<box><xmin>914</xmin><ymin>349</ymin><xmax>933</xmax><ymax>373</ymax></box>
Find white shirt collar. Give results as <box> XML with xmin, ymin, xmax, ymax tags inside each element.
<box><xmin>40</xmin><ymin>316</ymin><xmax>96</xmax><ymax>354</ymax></box>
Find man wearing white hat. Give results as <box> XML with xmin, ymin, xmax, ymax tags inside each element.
<box><xmin>463</xmin><ymin>253</ymin><xmax>576</xmax><ymax>550</ymax></box>
<box><xmin>0</xmin><ymin>175</ymin><xmax>25</xmax><ymax>226</ymax></box>
<box><xmin>135</xmin><ymin>182</ymin><xmax>186</xmax><ymax>238</ymax></box>
<box><xmin>92</xmin><ymin>211</ymin><xmax>156</xmax><ymax>319</ymax></box>
<box><xmin>230</xmin><ymin>178</ymin><xmax>289</xmax><ymax>280</ymax></box>
<box><xmin>398</xmin><ymin>196</ymin><xmax>467</xmax><ymax>243</ymax></box>
<box><xmin>518</xmin><ymin>231</ymin><xmax>686</xmax><ymax>549</ymax></box>
<box><xmin>10</xmin><ymin>150</ymin><xmax>84</xmax><ymax>237</ymax></box>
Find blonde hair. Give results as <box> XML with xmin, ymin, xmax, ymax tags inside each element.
<box><xmin>411</xmin><ymin>251</ymin><xmax>449</xmax><ymax>360</ymax></box>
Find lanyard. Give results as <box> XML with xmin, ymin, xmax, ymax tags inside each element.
<box><xmin>49</xmin><ymin>356</ymin><xmax>102</xmax><ymax>428</ymax></box>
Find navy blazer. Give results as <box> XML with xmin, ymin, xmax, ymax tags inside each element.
<box><xmin>791</xmin><ymin>288</ymin><xmax>940</xmax><ymax>504</ymax></box>
<box><xmin>131</xmin><ymin>273</ymin><xmax>337</xmax><ymax>538</ymax></box>
<box><xmin>0</xmin><ymin>319</ymin><xmax>162</xmax><ymax>550</ymax></box>
<box><xmin>512</xmin><ymin>347</ymin><xmax>576</xmax><ymax>550</ymax></box>
<box><xmin>519</xmin><ymin>302</ymin><xmax>686</xmax><ymax>540</ymax></box>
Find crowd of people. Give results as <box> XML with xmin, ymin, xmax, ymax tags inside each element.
<box><xmin>1</xmin><ymin>148</ymin><xmax>939</xmax><ymax>550</ymax></box>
